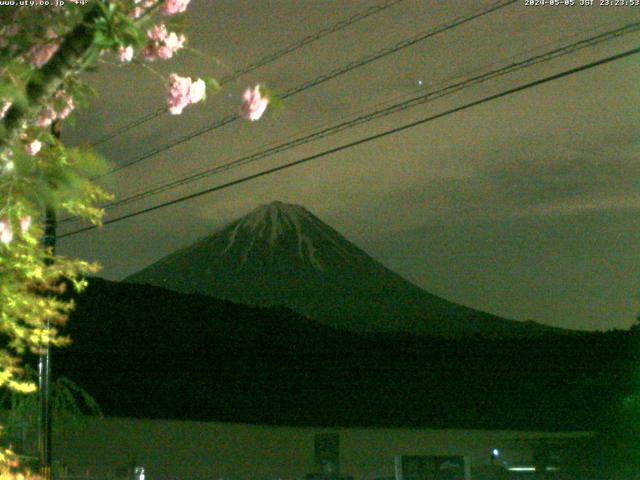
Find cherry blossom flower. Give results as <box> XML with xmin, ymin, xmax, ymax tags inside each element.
<box><xmin>25</xmin><ymin>139</ymin><xmax>42</xmax><ymax>156</ymax></box>
<box><xmin>140</xmin><ymin>45</ymin><xmax>155</xmax><ymax>61</ymax></box>
<box><xmin>36</xmin><ymin>107</ymin><xmax>57</xmax><ymax>127</ymax></box>
<box><xmin>37</xmin><ymin>90</ymin><xmax>75</xmax><ymax>126</ymax></box>
<box><xmin>55</xmin><ymin>90</ymin><xmax>75</xmax><ymax>120</ymax></box>
<box><xmin>28</xmin><ymin>30</ymin><xmax>60</xmax><ymax>68</ymax></box>
<box><xmin>118</xmin><ymin>46</ymin><xmax>134</xmax><ymax>63</ymax></box>
<box><xmin>20</xmin><ymin>216</ymin><xmax>31</xmax><ymax>233</ymax></box>
<box><xmin>189</xmin><ymin>79</ymin><xmax>206</xmax><ymax>104</ymax></box>
<box><xmin>154</xmin><ymin>46</ymin><xmax>171</xmax><ymax>60</ymax></box>
<box><xmin>240</xmin><ymin>85</ymin><xmax>269</xmax><ymax>121</ymax></box>
<box><xmin>150</xmin><ymin>35</ymin><xmax>184</xmax><ymax>60</ymax></box>
<box><xmin>166</xmin><ymin>74</ymin><xmax>206</xmax><ymax>115</ymax></box>
<box><xmin>164</xmin><ymin>32</ymin><xmax>185</xmax><ymax>51</ymax></box>
<box><xmin>58</xmin><ymin>104</ymin><xmax>74</xmax><ymax>120</ymax></box>
<box><xmin>0</xmin><ymin>100</ymin><xmax>11</xmax><ymax>119</ymax></box>
<box><xmin>28</xmin><ymin>43</ymin><xmax>59</xmax><ymax>68</ymax></box>
<box><xmin>167</xmin><ymin>74</ymin><xmax>192</xmax><ymax>115</ymax></box>
<box><xmin>130</xmin><ymin>0</ymin><xmax>156</xmax><ymax>18</ymax></box>
<box><xmin>0</xmin><ymin>221</ymin><xmax>13</xmax><ymax>245</ymax></box>
<box><xmin>147</xmin><ymin>24</ymin><xmax>168</xmax><ymax>42</ymax></box>
<box><xmin>161</xmin><ymin>0</ymin><xmax>191</xmax><ymax>15</ymax></box>
<box><xmin>143</xmin><ymin>24</ymin><xmax>185</xmax><ymax>61</ymax></box>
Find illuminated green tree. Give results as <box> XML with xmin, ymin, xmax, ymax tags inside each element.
<box><xmin>0</xmin><ymin>366</ymin><xmax>102</xmax><ymax>446</ymax></box>
<box><xmin>0</xmin><ymin>0</ymin><xmax>232</xmax><ymax>396</ymax></box>
<box><xmin>0</xmin><ymin>0</ymin><xmax>271</xmax><ymax>440</ymax></box>
<box><xmin>0</xmin><ymin>3</ymin><xmax>273</xmax><ymax>477</ymax></box>
<box><xmin>0</xmin><ymin>4</ymin><xmax>269</xmax><ymax>473</ymax></box>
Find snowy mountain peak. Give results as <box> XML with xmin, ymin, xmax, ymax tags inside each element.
<box><xmin>224</xmin><ymin>201</ymin><xmax>326</xmax><ymax>269</ymax></box>
<box><xmin>241</xmin><ymin>202</ymin><xmax>313</xmax><ymax>235</ymax></box>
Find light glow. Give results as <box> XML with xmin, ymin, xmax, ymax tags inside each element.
<box><xmin>507</xmin><ymin>466</ymin><xmax>559</xmax><ymax>472</ymax></box>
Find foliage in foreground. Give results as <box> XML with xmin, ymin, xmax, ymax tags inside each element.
<box><xmin>0</xmin><ymin>0</ymin><xmax>273</xmax><ymax>469</ymax></box>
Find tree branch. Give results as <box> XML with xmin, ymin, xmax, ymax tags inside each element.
<box><xmin>0</xmin><ymin>4</ymin><xmax>101</xmax><ymax>148</ymax></box>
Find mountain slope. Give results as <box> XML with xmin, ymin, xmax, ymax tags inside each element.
<box><xmin>56</xmin><ymin>278</ymin><xmax>635</xmax><ymax>430</ymax></box>
<box><xmin>126</xmin><ymin>201</ymin><xmax>563</xmax><ymax>337</ymax></box>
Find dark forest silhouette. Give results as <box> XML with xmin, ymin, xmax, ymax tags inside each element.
<box><xmin>54</xmin><ymin>277</ymin><xmax>638</xmax><ymax>434</ymax></box>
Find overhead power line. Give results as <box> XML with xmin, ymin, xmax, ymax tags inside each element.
<box><xmin>90</xmin><ymin>0</ymin><xmax>407</xmax><ymax>148</ymax></box>
<box><xmin>59</xmin><ymin>21</ymin><xmax>639</xmax><ymax>222</ymax></box>
<box><xmin>57</xmin><ymin>46</ymin><xmax>640</xmax><ymax>240</ymax></box>
<box><xmin>96</xmin><ymin>0</ymin><xmax>518</xmax><ymax>178</ymax></box>
<box><xmin>218</xmin><ymin>0</ymin><xmax>407</xmax><ymax>85</ymax></box>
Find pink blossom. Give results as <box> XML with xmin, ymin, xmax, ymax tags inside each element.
<box><xmin>154</xmin><ymin>33</ymin><xmax>185</xmax><ymax>60</ymax></box>
<box><xmin>59</xmin><ymin>107</ymin><xmax>73</xmax><ymax>119</ymax></box>
<box><xmin>130</xmin><ymin>0</ymin><xmax>156</xmax><ymax>18</ymax></box>
<box><xmin>240</xmin><ymin>85</ymin><xmax>269</xmax><ymax>121</ymax></box>
<box><xmin>58</xmin><ymin>104</ymin><xmax>74</xmax><ymax>120</ymax></box>
<box><xmin>129</xmin><ymin>7</ymin><xmax>144</xmax><ymax>18</ymax></box>
<box><xmin>27</xmin><ymin>30</ymin><xmax>60</xmax><ymax>68</ymax></box>
<box><xmin>154</xmin><ymin>46</ymin><xmax>173</xmax><ymax>60</ymax></box>
<box><xmin>164</xmin><ymin>32</ymin><xmax>185</xmax><ymax>51</ymax></box>
<box><xmin>166</xmin><ymin>74</ymin><xmax>206</xmax><ymax>115</ymax></box>
<box><xmin>25</xmin><ymin>139</ymin><xmax>42</xmax><ymax>156</ymax></box>
<box><xmin>0</xmin><ymin>221</ymin><xmax>12</xmax><ymax>245</ymax></box>
<box><xmin>36</xmin><ymin>107</ymin><xmax>57</xmax><ymax>127</ymax></box>
<box><xmin>36</xmin><ymin>90</ymin><xmax>75</xmax><ymax>126</ymax></box>
<box><xmin>167</xmin><ymin>74</ymin><xmax>192</xmax><ymax>115</ymax></box>
<box><xmin>147</xmin><ymin>24</ymin><xmax>168</xmax><ymax>42</ymax></box>
<box><xmin>0</xmin><ymin>100</ymin><xmax>11</xmax><ymax>119</ymax></box>
<box><xmin>54</xmin><ymin>90</ymin><xmax>75</xmax><ymax>119</ymax></box>
<box><xmin>28</xmin><ymin>42</ymin><xmax>59</xmax><ymax>68</ymax></box>
<box><xmin>117</xmin><ymin>46</ymin><xmax>134</xmax><ymax>63</ymax></box>
<box><xmin>189</xmin><ymin>79</ymin><xmax>206</xmax><ymax>104</ymax></box>
<box><xmin>140</xmin><ymin>45</ymin><xmax>156</xmax><ymax>61</ymax></box>
<box><xmin>20</xmin><ymin>216</ymin><xmax>31</xmax><ymax>233</ymax></box>
<box><xmin>161</xmin><ymin>0</ymin><xmax>191</xmax><ymax>15</ymax></box>
<box><xmin>143</xmin><ymin>26</ymin><xmax>185</xmax><ymax>61</ymax></box>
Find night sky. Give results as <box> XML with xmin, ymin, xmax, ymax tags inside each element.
<box><xmin>58</xmin><ymin>0</ymin><xmax>640</xmax><ymax>332</ymax></box>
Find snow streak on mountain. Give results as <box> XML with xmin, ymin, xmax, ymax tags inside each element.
<box><xmin>126</xmin><ymin>202</ymin><xmax>561</xmax><ymax>337</ymax></box>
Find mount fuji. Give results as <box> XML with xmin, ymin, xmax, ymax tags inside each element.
<box><xmin>126</xmin><ymin>201</ymin><xmax>561</xmax><ymax>337</ymax></box>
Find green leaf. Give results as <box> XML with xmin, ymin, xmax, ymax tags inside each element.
<box><xmin>204</xmin><ymin>77</ymin><xmax>221</xmax><ymax>94</ymax></box>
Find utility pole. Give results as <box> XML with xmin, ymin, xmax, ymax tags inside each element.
<box><xmin>39</xmin><ymin>121</ymin><xmax>61</xmax><ymax>480</ymax></box>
